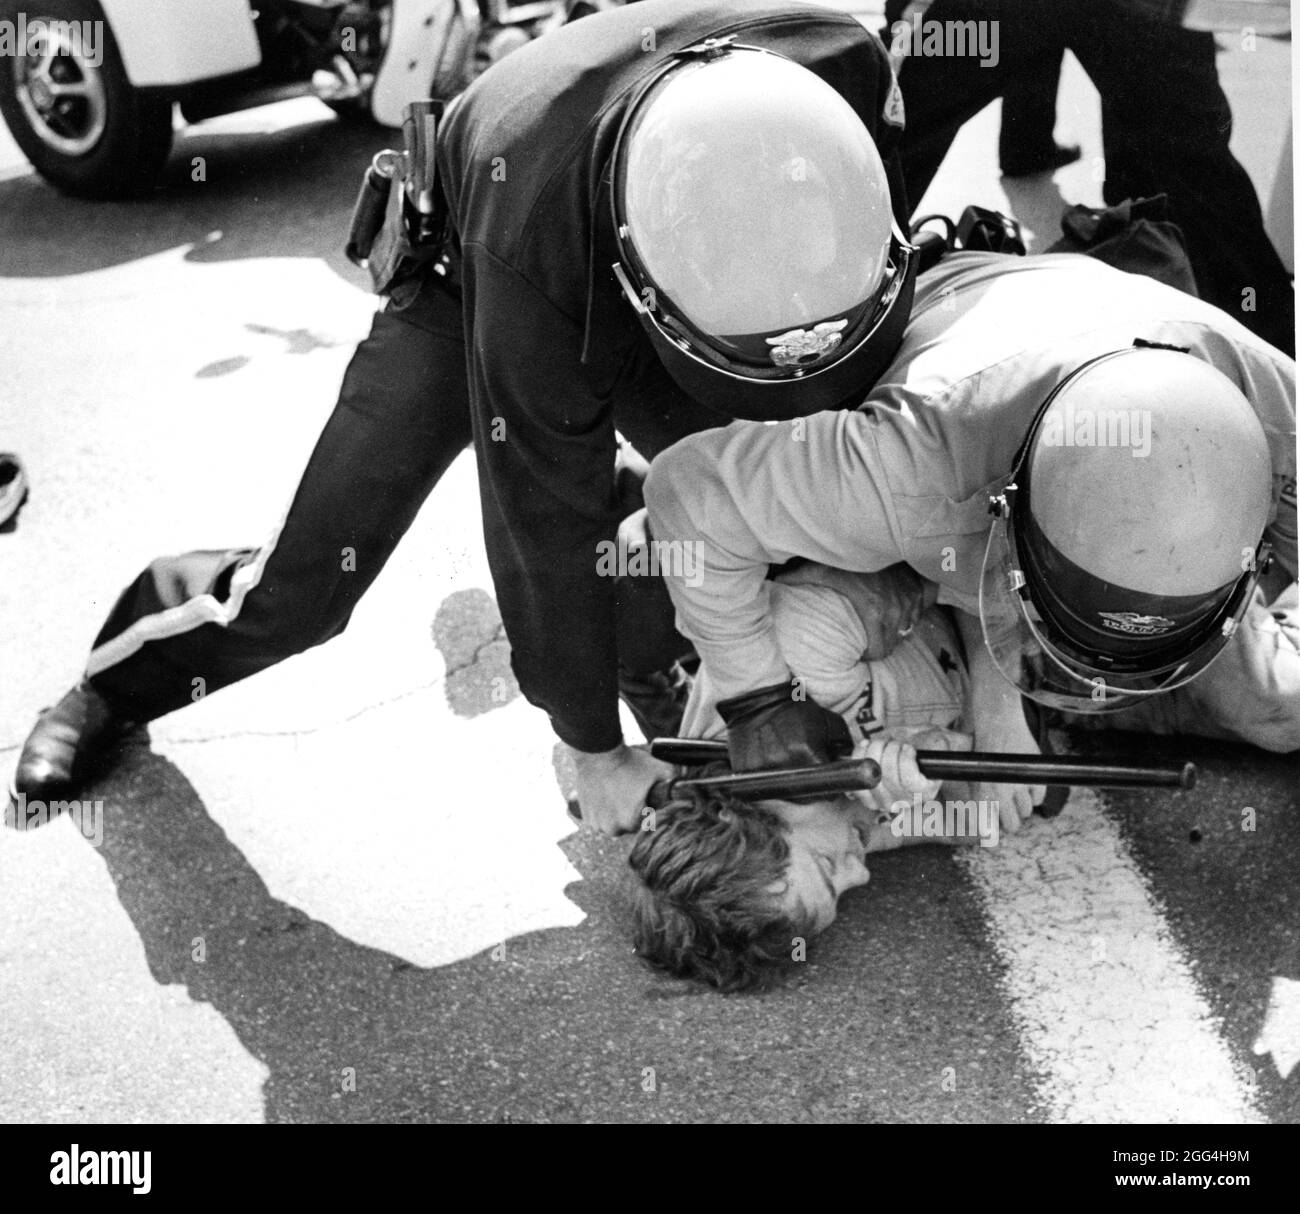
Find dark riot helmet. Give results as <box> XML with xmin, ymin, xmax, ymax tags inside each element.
<box><xmin>979</xmin><ymin>344</ymin><xmax>1274</xmax><ymax>713</ymax></box>
<box><xmin>610</xmin><ymin>37</ymin><xmax>917</xmax><ymax>421</ymax></box>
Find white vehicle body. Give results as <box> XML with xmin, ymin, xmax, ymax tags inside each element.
<box><xmin>98</xmin><ymin>0</ymin><xmax>262</xmax><ymax>87</ymax></box>
<box><xmin>97</xmin><ymin>0</ymin><xmax>475</xmax><ymax>124</ymax></box>
<box><xmin>1</xmin><ymin>0</ymin><xmax>593</xmax><ymax>197</ymax></box>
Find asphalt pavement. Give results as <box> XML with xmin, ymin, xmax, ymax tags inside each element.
<box><xmin>0</xmin><ymin>19</ymin><xmax>1296</xmax><ymax>1123</ymax></box>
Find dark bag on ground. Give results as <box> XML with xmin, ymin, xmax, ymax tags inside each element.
<box><xmin>1046</xmin><ymin>194</ymin><xmax>1199</xmax><ymax>298</ymax></box>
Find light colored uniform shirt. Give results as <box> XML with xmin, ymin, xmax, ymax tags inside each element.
<box><xmin>645</xmin><ymin>252</ymin><xmax>1298</xmax><ymax>703</ymax></box>
<box><xmin>680</xmin><ymin>569</ymin><xmax>968</xmax><ymax>742</ymax></box>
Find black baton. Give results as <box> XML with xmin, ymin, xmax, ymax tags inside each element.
<box><xmin>647</xmin><ymin>738</ymin><xmax>1195</xmax><ymax>794</ymax></box>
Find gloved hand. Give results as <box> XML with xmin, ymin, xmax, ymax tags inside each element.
<box><xmin>717</xmin><ymin>682</ymin><xmax>853</xmax><ymax>773</ymax></box>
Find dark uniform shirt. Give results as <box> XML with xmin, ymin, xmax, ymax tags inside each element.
<box><xmin>437</xmin><ymin>0</ymin><xmax>907</xmax><ymax>752</ymax></box>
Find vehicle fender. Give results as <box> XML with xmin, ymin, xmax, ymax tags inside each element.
<box><xmin>99</xmin><ymin>0</ymin><xmax>261</xmax><ymax>87</ymax></box>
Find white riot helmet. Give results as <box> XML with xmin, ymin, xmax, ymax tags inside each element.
<box><xmin>980</xmin><ymin>343</ymin><xmax>1274</xmax><ymax>712</ymax></box>
<box><xmin>610</xmin><ymin>38</ymin><xmax>916</xmax><ymax>421</ymax></box>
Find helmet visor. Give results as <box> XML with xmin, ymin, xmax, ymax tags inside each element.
<box><xmin>978</xmin><ymin>511</ymin><xmax>1268</xmax><ymax>713</ymax></box>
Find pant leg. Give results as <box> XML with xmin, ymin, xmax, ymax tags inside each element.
<box><xmin>882</xmin><ymin>0</ymin><xmax>1030</xmax><ymax>211</ymax></box>
<box><xmin>998</xmin><ymin>49</ymin><xmax>1065</xmax><ymax>169</ymax></box>
<box><xmin>87</xmin><ymin>275</ymin><xmax>473</xmax><ymax>722</ymax></box>
<box><xmin>1066</xmin><ymin>3</ymin><xmax>1295</xmax><ymax>354</ymax></box>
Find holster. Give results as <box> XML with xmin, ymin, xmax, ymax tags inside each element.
<box><xmin>344</xmin><ymin>100</ymin><xmax>453</xmax><ymax>298</ymax></box>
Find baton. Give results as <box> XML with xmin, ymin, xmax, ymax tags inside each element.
<box><xmin>647</xmin><ymin>737</ymin><xmax>1195</xmax><ymax>798</ymax></box>
<box><xmin>652</xmin><ymin>757</ymin><xmax>884</xmax><ymax>805</ymax></box>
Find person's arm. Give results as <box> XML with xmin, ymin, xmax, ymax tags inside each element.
<box><xmin>644</xmin><ymin>410</ymin><xmax>912</xmax><ymax>772</ymax></box>
<box><xmin>644</xmin><ymin>409</ymin><xmax>908</xmax><ymax>702</ymax></box>
<box><xmin>953</xmin><ymin>609</ymin><xmax>1045</xmax><ymax>833</ymax></box>
<box><xmin>463</xmin><ymin>245</ymin><xmax>671</xmax><ymax>829</ymax></box>
<box><xmin>775</xmin><ymin>561</ymin><xmax>936</xmax><ymax>662</ymax></box>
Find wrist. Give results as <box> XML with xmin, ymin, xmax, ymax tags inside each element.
<box><xmin>569</xmin><ymin>741</ymin><xmax>629</xmax><ymax>769</ymax></box>
<box><xmin>717</xmin><ymin>680</ymin><xmax>795</xmax><ymax>719</ymax></box>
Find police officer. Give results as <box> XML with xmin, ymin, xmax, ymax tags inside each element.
<box><xmin>643</xmin><ymin>249</ymin><xmax>1297</xmax><ymax>821</ymax></box>
<box><xmin>10</xmin><ymin>0</ymin><xmax>916</xmax><ymax>834</ymax></box>
<box><xmin>881</xmin><ymin>0</ymin><xmax>1295</xmax><ymax>355</ymax></box>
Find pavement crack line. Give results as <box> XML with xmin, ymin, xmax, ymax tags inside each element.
<box><xmin>439</xmin><ymin>625</ymin><xmax>509</xmax><ymax>680</ymax></box>
<box><xmin>0</xmin><ymin>678</ymin><xmax>448</xmax><ymax>753</ymax></box>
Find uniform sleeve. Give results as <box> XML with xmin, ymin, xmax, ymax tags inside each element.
<box><xmin>643</xmin><ymin>409</ymin><xmax>907</xmax><ymax>703</ymax></box>
<box><xmin>769</xmin><ymin>579</ymin><xmax>874</xmax><ymax>713</ymax></box>
<box><xmin>461</xmin><ymin>243</ymin><xmax>625</xmax><ymax>753</ymax></box>
<box><xmin>679</xmin><ymin>578</ymin><xmax>874</xmax><ymax>742</ymax></box>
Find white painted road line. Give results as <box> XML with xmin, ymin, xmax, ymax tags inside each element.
<box><xmin>957</xmin><ymin>790</ymin><xmax>1261</xmax><ymax>1124</ymax></box>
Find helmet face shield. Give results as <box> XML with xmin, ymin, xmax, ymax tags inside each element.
<box><xmin>978</xmin><ymin>507</ymin><xmax>1269</xmax><ymax>713</ymax></box>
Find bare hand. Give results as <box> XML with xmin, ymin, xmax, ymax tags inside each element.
<box><xmin>570</xmin><ymin>743</ymin><xmax>674</xmax><ymax>836</ymax></box>
<box><xmin>972</xmin><ymin>699</ymin><xmax>1046</xmax><ymax>834</ymax></box>
<box><xmin>856</xmin><ymin>726</ymin><xmax>970</xmax><ymax>814</ymax></box>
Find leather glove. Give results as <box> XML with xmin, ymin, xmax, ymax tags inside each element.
<box><xmin>717</xmin><ymin>682</ymin><xmax>853</xmax><ymax>773</ymax></box>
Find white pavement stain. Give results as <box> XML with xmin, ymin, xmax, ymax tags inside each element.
<box><xmin>1253</xmin><ymin>976</ymin><xmax>1300</xmax><ymax>1081</ymax></box>
<box><xmin>957</xmin><ymin>791</ymin><xmax>1261</xmax><ymax>1124</ymax></box>
<box><xmin>0</xmin><ymin>250</ymin><xmax>374</xmax><ymax>743</ymax></box>
<box><xmin>0</xmin><ymin>821</ymin><xmax>267</xmax><ymax>1123</ymax></box>
<box><xmin>153</xmin><ymin>688</ymin><xmax>587</xmax><ymax>970</ymax></box>
<box><xmin>132</xmin><ymin>434</ymin><xmax>591</xmax><ymax>969</ymax></box>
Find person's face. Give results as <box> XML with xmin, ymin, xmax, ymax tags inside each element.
<box><xmin>766</xmin><ymin>797</ymin><xmax>873</xmax><ymax>936</ymax></box>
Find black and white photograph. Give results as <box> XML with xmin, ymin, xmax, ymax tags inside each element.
<box><xmin>0</xmin><ymin>0</ymin><xmax>1296</xmax><ymax>1168</ymax></box>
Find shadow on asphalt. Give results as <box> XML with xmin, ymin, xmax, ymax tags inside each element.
<box><xmin>64</xmin><ymin>733</ymin><xmax>1038</xmax><ymax>1123</ymax></box>
<box><xmin>0</xmin><ymin>113</ymin><xmax>388</xmax><ymax>283</ymax></box>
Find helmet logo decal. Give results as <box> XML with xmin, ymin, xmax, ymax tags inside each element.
<box><xmin>1099</xmin><ymin>611</ymin><xmax>1176</xmax><ymax>636</ymax></box>
<box><xmin>766</xmin><ymin>319</ymin><xmax>848</xmax><ymax>367</ymax></box>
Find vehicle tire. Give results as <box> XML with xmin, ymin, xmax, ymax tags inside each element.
<box><xmin>0</xmin><ymin>0</ymin><xmax>173</xmax><ymax>198</ymax></box>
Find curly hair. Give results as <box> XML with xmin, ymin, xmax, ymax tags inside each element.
<box><xmin>626</xmin><ymin>786</ymin><xmax>816</xmax><ymax>993</ymax></box>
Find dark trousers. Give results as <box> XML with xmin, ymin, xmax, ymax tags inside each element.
<box><xmin>884</xmin><ymin>0</ymin><xmax>1295</xmax><ymax>354</ymax></box>
<box><xmin>998</xmin><ymin>48</ymin><xmax>1066</xmax><ymax>170</ymax></box>
<box><xmin>86</xmin><ymin>275</ymin><xmax>693</xmax><ymax>724</ymax></box>
<box><xmin>88</xmin><ymin>279</ymin><xmax>474</xmax><ymax>721</ymax></box>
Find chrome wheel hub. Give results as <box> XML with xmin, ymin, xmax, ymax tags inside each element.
<box><xmin>15</xmin><ymin>20</ymin><xmax>108</xmax><ymax>156</ymax></box>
